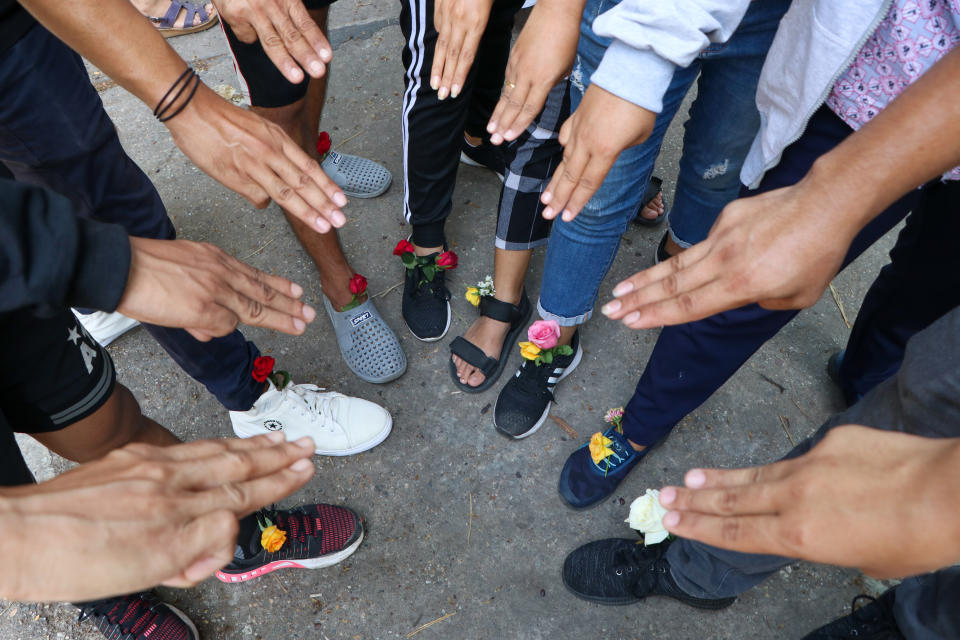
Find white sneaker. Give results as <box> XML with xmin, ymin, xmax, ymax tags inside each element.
<box><xmin>229</xmin><ymin>378</ymin><xmax>392</xmax><ymax>456</ymax></box>
<box><xmin>72</xmin><ymin>310</ymin><xmax>140</xmax><ymax>346</ymax></box>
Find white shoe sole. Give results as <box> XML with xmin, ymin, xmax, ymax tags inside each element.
<box><xmin>232</xmin><ymin>415</ymin><xmax>392</xmax><ymax>457</ymax></box>
<box><xmin>496</xmin><ymin>344</ymin><xmax>584</xmax><ymax>439</ymax></box>
<box><xmin>459</xmin><ymin>151</ymin><xmax>505</xmax><ymax>182</ymax></box>
<box><xmin>215</xmin><ymin>530</ymin><xmax>364</xmax><ymax>583</ymax></box>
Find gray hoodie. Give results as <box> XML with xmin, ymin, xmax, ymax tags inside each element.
<box><xmin>590</xmin><ymin>0</ymin><xmax>893</xmax><ymax>187</ymax></box>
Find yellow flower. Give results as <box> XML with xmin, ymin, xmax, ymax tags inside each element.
<box><xmin>588</xmin><ymin>432</ymin><xmax>614</xmax><ymax>464</ymax></box>
<box><xmin>465</xmin><ymin>286</ymin><xmax>480</xmax><ymax>307</ymax></box>
<box><xmin>518</xmin><ymin>341</ymin><xmax>541</xmax><ymax>361</ymax></box>
<box><xmin>260</xmin><ymin>525</ymin><xmax>286</xmax><ymax>553</ymax></box>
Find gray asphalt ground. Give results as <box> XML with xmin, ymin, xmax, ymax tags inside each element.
<box><xmin>4</xmin><ymin>3</ymin><xmax>900</xmax><ymax>639</ymax></box>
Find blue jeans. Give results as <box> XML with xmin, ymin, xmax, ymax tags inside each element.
<box><xmin>537</xmin><ymin>0</ymin><xmax>790</xmax><ymax>325</ymax></box>
<box><xmin>0</xmin><ymin>25</ymin><xmax>263</xmax><ymax>411</ymax></box>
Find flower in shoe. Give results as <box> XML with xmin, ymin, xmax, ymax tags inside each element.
<box><xmin>260</xmin><ymin>524</ymin><xmax>287</xmax><ymax>552</ymax></box>
<box><xmin>604</xmin><ymin>407</ymin><xmax>625</xmax><ymax>433</ymax></box>
<box><xmin>625</xmin><ymin>489</ymin><xmax>670</xmax><ymax>545</ymax></box>
<box><xmin>518</xmin><ymin>341</ymin><xmax>542</xmax><ymax>361</ymax></box>
<box><xmin>436</xmin><ymin>250</ymin><xmax>458</xmax><ymax>269</ymax></box>
<box><xmin>340</xmin><ymin>273</ymin><xmax>368</xmax><ymax>311</ymax></box>
<box><xmin>528</xmin><ymin>319</ymin><xmax>561</xmax><ymax>350</ymax></box>
<box><xmin>251</xmin><ymin>356</ymin><xmax>275</xmax><ymax>382</ymax></box>
<box><xmin>393</xmin><ymin>239</ymin><xmax>415</xmax><ymax>256</ymax></box>
<box><xmin>465</xmin><ymin>287</ymin><xmax>481</xmax><ymax>307</ymax></box>
<box><xmin>316</xmin><ymin>131</ymin><xmax>332</xmax><ymax>159</ymax></box>
<box><xmin>588</xmin><ymin>432</ymin><xmax>615</xmax><ymax>465</ymax></box>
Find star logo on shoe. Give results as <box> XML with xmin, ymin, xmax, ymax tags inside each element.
<box><xmin>263</xmin><ymin>419</ymin><xmax>284</xmax><ymax>431</ymax></box>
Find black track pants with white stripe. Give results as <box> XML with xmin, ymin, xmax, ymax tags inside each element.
<box><xmin>400</xmin><ymin>0</ymin><xmax>524</xmax><ymax>244</ymax></box>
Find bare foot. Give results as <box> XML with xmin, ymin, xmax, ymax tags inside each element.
<box><xmin>451</xmin><ymin>315</ymin><xmax>512</xmax><ymax>387</ymax></box>
<box><xmin>131</xmin><ymin>0</ymin><xmax>217</xmax><ymax>29</ymax></box>
<box><xmin>639</xmin><ymin>192</ymin><xmax>665</xmax><ymax>221</ymax></box>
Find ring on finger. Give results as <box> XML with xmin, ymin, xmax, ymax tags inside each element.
<box><xmin>503</xmin><ymin>80</ymin><xmax>516</xmax><ymax>90</ymax></box>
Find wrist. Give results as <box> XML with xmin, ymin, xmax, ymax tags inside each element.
<box><xmin>795</xmin><ymin>155</ymin><xmax>880</xmax><ymax>243</ymax></box>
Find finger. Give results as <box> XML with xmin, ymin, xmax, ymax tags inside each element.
<box><xmin>658</xmin><ymin>482</ymin><xmax>782</xmax><ymax>518</ymax></box>
<box><xmin>556</xmin><ymin>157</ymin><xmax>612</xmax><ymax>222</ymax></box>
<box><xmin>278</xmin><ymin>140</ymin><xmax>348</xmax><ymax>222</ymax></box>
<box><xmin>176</xmin><ymin>438</ymin><xmax>317</xmax><ymax>489</ymax></box>
<box><xmin>263</xmin><ymin>152</ymin><xmax>344</xmax><ymax>232</ymax></box>
<box><xmin>154</xmin><ymin>433</ymin><xmax>289</xmax><ymax>462</ymax></box>
<box><xmin>541</xmin><ymin>148</ymin><xmax>589</xmax><ymax>221</ymax></box>
<box><xmin>501</xmin><ymin>83</ymin><xmax>551</xmax><ymax>143</ymax></box>
<box><xmin>661</xmin><ymin>511</ymin><xmax>786</xmax><ymax>557</ymax></box>
<box><xmin>160</xmin><ymin>510</ymin><xmax>238</xmax><ymax>588</ymax></box>
<box><xmin>255</xmin><ymin>18</ymin><xmax>305</xmax><ymax>84</ymax></box>
<box><xmin>617</xmin><ymin>280</ymin><xmax>749</xmax><ymax>329</ymax></box>
<box><xmin>605</xmin><ymin>242</ymin><xmax>714</xmax><ymax>306</ymax></box>
<box><xmin>449</xmin><ymin>30</ymin><xmax>481</xmax><ymax>99</ymax></box>
<box><xmin>288</xmin><ymin>2</ymin><xmax>333</xmax><ymax>63</ymax></box>
<box><xmin>270</xmin><ymin>2</ymin><xmax>329</xmax><ymax>77</ymax></box>
<box><xmin>600</xmin><ymin>255</ymin><xmax>718</xmax><ymax>322</ymax></box>
<box><xmin>437</xmin><ymin>28</ymin><xmax>466</xmax><ymax>100</ymax></box>
<box><xmin>186</xmin><ymin>327</ymin><xmax>216</xmax><ymax>342</ymax></box>
<box><xmin>431</xmin><ymin>31</ymin><xmax>448</xmax><ymax>95</ymax></box>
<box><xmin>489</xmin><ymin>80</ymin><xmax>531</xmax><ymax>144</ymax></box>
<box><xmin>188</xmin><ymin>458</ymin><xmax>316</xmax><ymax>517</ymax></box>
<box><xmin>216</xmin><ymin>269</ymin><xmax>312</xmax><ymax>335</ymax></box>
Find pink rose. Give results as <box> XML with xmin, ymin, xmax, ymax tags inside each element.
<box><xmin>527</xmin><ymin>320</ymin><xmax>560</xmax><ymax>350</ymax></box>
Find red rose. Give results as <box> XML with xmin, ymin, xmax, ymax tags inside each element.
<box><xmin>349</xmin><ymin>273</ymin><xmax>368</xmax><ymax>295</ymax></box>
<box><xmin>436</xmin><ymin>250</ymin><xmax>458</xmax><ymax>269</ymax></box>
<box><xmin>251</xmin><ymin>356</ymin><xmax>275</xmax><ymax>383</ymax></box>
<box><xmin>316</xmin><ymin>131</ymin><xmax>332</xmax><ymax>157</ymax></box>
<box><xmin>393</xmin><ymin>239</ymin><xmax>415</xmax><ymax>256</ymax></box>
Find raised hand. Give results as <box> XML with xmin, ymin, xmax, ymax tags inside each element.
<box><xmin>430</xmin><ymin>0</ymin><xmax>495</xmax><ymax>100</ymax></box>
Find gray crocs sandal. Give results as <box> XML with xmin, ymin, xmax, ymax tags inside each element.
<box><xmin>323</xmin><ymin>296</ymin><xmax>407</xmax><ymax>384</ymax></box>
<box><xmin>321</xmin><ymin>151</ymin><xmax>392</xmax><ymax>199</ymax></box>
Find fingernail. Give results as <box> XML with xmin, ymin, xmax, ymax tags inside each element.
<box><xmin>542</xmin><ymin>206</ymin><xmax>554</xmax><ymax>219</ymax></box>
<box><xmin>601</xmin><ymin>300</ymin><xmax>621</xmax><ymax>315</ymax></box>
<box><xmin>504</xmin><ymin>129</ymin><xmax>514</xmax><ymax>140</ymax></box>
<box><xmin>430</xmin><ymin>76</ymin><xmax>439</xmax><ymax>91</ymax></box>
<box><xmin>266</xmin><ymin>432</ymin><xmax>285</xmax><ymax>443</ymax></box>
<box><xmin>334</xmin><ymin>192</ymin><xmax>347</xmax><ymax>207</ymax></box>
<box><xmin>623</xmin><ymin>311</ymin><xmax>641</xmax><ymax>325</ymax></box>
<box><xmin>663</xmin><ymin>511</ymin><xmax>680</xmax><ymax>528</ymax></box>
<box><xmin>450</xmin><ymin>84</ymin><xmax>460</xmax><ymax>98</ymax></box>
<box><xmin>562</xmin><ymin>210</ymin><xmax>574</xmax><ymax>222</ymax></box>
<box><xmin>290</xmin><ymin>458</ymin><xmax>313</xmax><ymax>471</ymax></box>
<box><xmin>659</xmin><ymin>486</ymin><xmax>676</xmax><ymax>505</ymax></box>
<box><xmin>320</xmin><ymin>49</ymin><xmax>332</xmax><ymax>61</ymax></box>
<box><xmin>290</xmin><ymin>283</ymin><xmax>303</xmax><ymax>297</ymax></box>
<box><xmin>612</xmin><ymin>281</ymin><xmax>634</xmax><ymax>297</ymax></box>
<box><xmin>686</xmin><ymin>469</ymin><xmax>706</xmax><ymax>488</ymax></box>
<box><xmin>541</xmin><ymin>192</ymin><xmax>553</xmax><ymax>204</ymax></box>
<box><xmin>294</xmin><ymin>436</ymin><xmax>315</xmax><ymax>450</ymax></box>
<box><xmin>293</xmin><ymin>318</ymin><xmax>306</xmax><ymax>332</ymax></box>
<box><xmin>288</xmin><ymin>67</ymin><xmax>304</xmax><ymax>83</ymax></box>
<box><xmin>302</xmin><ymin>305</ymin><xmax>316</xmax><ymax>322</ymax></box>
<box><xmin>490</xmin><ymin>133</ymin><xmax>503</xmax><ymax>145</ymax></box>
<box><xmin>309</xmin><ymin>61</ymin><xmax>323</xmax><ymax>76</ymax></box>
<box><xmin>332</xmin><ymin>211</ymin><xmax>346</xmax><ymax>227</ymax></box>
<box><xmin>487</xmin><ymin>121</ymin><xmax>497</xmax><ymax>133</ymax></box>
<box><xmin>438</xmin><ymin>87</ymin><xmax>448</xmax><ymax>100</ymax></box>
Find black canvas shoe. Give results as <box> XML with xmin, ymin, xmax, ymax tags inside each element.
<box><xmin>217</xmin><ymin>504</ymin><xmax>364</xmax><ymax>583</ymax></box>
<box><xmin>494</xmin><ymin>330</ymin><xmax>582</xmax><ymax>439</ymax></box>
<box><xmin>401</xmin><ymin>249</ymin><xmax>452</xmax><ymax>342</ymax></box>
<box><xmin>459</xmin><ymin>135</ymin><xmax>505</xmax><ymax>181</ymax></box>
<box><xmin>562</xmin><ymin>538</ymin><xmax>736</xmax><ymax>610</ymax></box>
<box><xmin>801</xmin><ymin>589</ymin><xmax>904</xmax><ymax>639</ymax></box>
<box><xmin>76</xmin><ymin>591</ymin><xmax>198</xmax><ymax>640</ymax></box>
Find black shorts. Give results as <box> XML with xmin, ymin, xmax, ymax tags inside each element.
<box><xmin>0</xmin><ymin>308</ymin><xmax>116</xmax><ymax>434</ymax></box>
<box><xmin>222</xmin><ymin>0</ymin><xmax>337</xmax><ymax>108</ymax></box>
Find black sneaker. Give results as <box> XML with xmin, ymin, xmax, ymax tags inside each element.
<box><xmin>459</xmin><ymin>135</ymin><xmax>505</xmax><ymax>181</ymax></box>
<box><xmin>801</xmin><ymin>589</ymin><xmax>904</xmax><ymax>639</ymax></box>
<box><xmin>562</xmin><ymin>538</ymin><xmax>736</xmax><ymax>610</ymax></box>
<box><xmin>402</xmin><ymin>249</ymin><xmax>452</xmax><ymax>342</ymax></box>
<box><xmin>216</xmin><ymin>504</ymin><xmax>364</xmax><ymax>583</ymax></box>
<box><xmin>76</xmin><ymin>591</ymin><xmax>198</xmax><ymax>640</ymax></box>
<box><xmin>494</xmin><ymin>330</ymin><xmax>582</xmax><ymax>439</ymax></box>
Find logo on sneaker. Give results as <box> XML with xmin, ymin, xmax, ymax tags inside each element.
<box><xmin>350</xmin><ymin>311</ymin><xmax>372</xmax><ymax>327</ymax></box>
<box><xmin>263</xmin><ymin>419</ymin><xmax>284</xmax><ymax>431</ymax></box>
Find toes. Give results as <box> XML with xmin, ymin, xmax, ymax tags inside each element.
<box><xmin>467</xmin><ymin>370</ymin><xmax>486</xmax><ymax>387</ymax></box>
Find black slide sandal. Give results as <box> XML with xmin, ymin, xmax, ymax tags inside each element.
<box><xmin>448</xmin><ymin>292</ymin><xmax>532</xmax><ymax>393</ymax></box>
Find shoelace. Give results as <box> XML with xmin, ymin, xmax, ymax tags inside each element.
<box><xmin>513</xmin><ymin>358</ymin><xmax>557</xmax><ymax>398</ymax></box>
<box><xmin>410</xmin><ymin>264</ymin><xmax>451</xmax><ymax>302</ymax></box>
<box><xmin>283</xmin><ymin>383</ymin><xmax>338</xmax><ymax>429</ymax></box>
<box><xmin>77</xmin><ymin>593</ymin><xmax>167</xmax><ymax>637</ymax></box>
<box><xmin>260</xmin><ymin>508</ymin><xmax>323</xmax><ymax>545</ymax></box>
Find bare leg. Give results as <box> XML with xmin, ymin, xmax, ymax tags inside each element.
<box><xmin>250</xmin><ymin>8</ymin><xmax>361</xmax><ymax>311</ymax></box>
<box><xmin>452</xmin><ymin>248</ymin><xmax>532</xmax><ymax>387</ymax></box>
<box><xmin>32</xmin><ymin>384</ymin><xmax>180</xmax><ymax>463</ymax></box>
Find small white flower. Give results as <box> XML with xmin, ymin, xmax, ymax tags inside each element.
<box><xmin>476</xmin><ymin>275</ymin><xmax>496</xmax><ymax>298</ymax></box>
<box><xmin>625</xmin><ymin>489</ymin><xmax>670</xmax><ymax>545</ymax></box>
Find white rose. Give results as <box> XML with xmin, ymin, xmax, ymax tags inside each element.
<box><xmin>625</xmin><ymin>489</ymin><xmax>670</xmax><ymax>545</ymax></box>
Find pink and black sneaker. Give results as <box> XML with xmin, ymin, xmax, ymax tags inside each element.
<box><xmin>216</xmin><ymin>504</ymin><xmax>364</xmax><ymax>583</ymax></box>
<box><xmin>76</xmin><ymin>591</ymin><xmax>198</xmax><ymax>640</ymax></box>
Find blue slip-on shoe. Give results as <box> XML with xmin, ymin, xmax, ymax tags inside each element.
<box><xmin>558</xmin><ymin>427</ymin><xmax>650</xmax><ymax>509</ymax></box>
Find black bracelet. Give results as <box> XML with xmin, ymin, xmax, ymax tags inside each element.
<box><xmin>157</xmin><ymin>72</ymin><xmax>201</xmax><ymax>123</ymax></box>
<box><xmin>153</xmin><ymin>67</ymin><xmax>194</xmax><ymax>117</ymax></box>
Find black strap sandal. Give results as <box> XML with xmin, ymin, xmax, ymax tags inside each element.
<box><xmin>632</xmin><ymin>176</ymin><xmax>667</xmax><ymax>227</ymax></box>
<box><xmin>448</xmin><ymin>291</ymin><xmax>532</xmax><ymax>393</ymax></box>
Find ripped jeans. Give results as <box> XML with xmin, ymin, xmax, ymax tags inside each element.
<box><xmin>537</xmin><ymin>0</ymin><xmax>790</xmax><ymax>325</ymax></box>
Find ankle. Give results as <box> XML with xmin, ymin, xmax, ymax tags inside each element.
<box><xmin>464</xmin><ymin>131</ymin><xmax>483</xmax><ymax>146</ymax></box>
<box><xmin>413</xmin><ymin>243</ymin><xmax>443</xmax><ymax>257</ymax></box>
<box><xmin>664</xmin><ymin>234</ymin><xmax>685</xmax><ymax>258</ymax></box>
<box><xmin>626</xmin><ymin>438</ymin><xmax>646</xmax><ymax>452</ymax></box>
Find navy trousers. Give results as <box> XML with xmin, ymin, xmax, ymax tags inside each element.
<box><xmin>0</xmin><ymin>24</ymin><xmax>263</xmax><ymax>411</ymax></box>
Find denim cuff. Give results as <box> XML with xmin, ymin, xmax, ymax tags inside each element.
<box><xmin>537</xmin><ymin>297</ymin><xmax>592</xmax><ymax>327</ymax></box>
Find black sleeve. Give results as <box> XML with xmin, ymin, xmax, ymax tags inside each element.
<box><xmin>0</xmin><ymin>177</ymin><xmax>131</xmax><ymax>313</ymax></box>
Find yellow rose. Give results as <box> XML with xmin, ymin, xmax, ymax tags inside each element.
<box><xmin>465</xmin><ymin>287</ymin><xmax>480</xmax><ymax>307</ymax></box>
<box><xmin>588</xmin><ymin>432</ymin><xmax>614</xmax><ymax>464</ymax></box>
<box><xmin>260</xmin><ymin>525</ymin><xmax>287</xmax><ymax>553</ymax></box>
<box><xmin>518</xmin><ymin>341</ymin><xmax>541</xmax><ymax>361</ymax></box>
